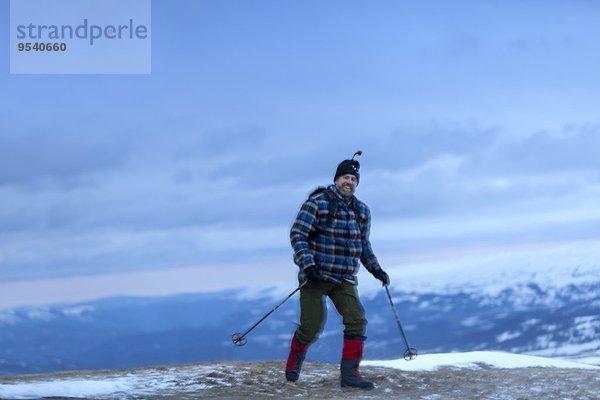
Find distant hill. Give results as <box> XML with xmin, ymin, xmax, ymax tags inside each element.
<box><xmin>1</xmin><ymin>256</ymin><xmax>598</xmax><ymax>375</ymax></box>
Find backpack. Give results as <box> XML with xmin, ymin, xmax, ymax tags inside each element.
<box><xmin>308</xmin><ymin>186</ymin><xmax>361</xmax><ymax>229</ymax></box>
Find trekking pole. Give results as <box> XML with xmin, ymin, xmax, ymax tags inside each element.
<box><xmin>232</xmin><ymin>283</ymin><xmax>305</xmax><ymax>346</ymax></box>
<box><xmin>384</xmin><ymin>285</ymin><xmax>418</xmax><ymax>361</ymax></box>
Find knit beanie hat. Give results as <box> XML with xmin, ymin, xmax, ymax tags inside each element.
<box><xmin>334</xmin><ymin>151</ymin><xmax>362</xmax><ymax>183</ymax></box>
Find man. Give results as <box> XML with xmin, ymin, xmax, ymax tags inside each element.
<box><xmin>286</xmin><ymin>152</ymin><xmax>390</xmax><ymax>389</ymax></box>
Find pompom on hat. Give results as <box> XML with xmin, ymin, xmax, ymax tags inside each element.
<box><xmin>334</xmin><ymin>150</ymin><xmax>362</xmax><ymax>183</ymax></box>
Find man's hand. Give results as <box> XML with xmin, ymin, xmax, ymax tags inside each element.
<box><xmin>373</xmin><ymin>269</ymin><xmax>390</xmax><ymax>286</ymax></box>
<box><xmin>304</xmin><ymin>266</ymin><xmax>323</xmax><ymax>282</ymax></box>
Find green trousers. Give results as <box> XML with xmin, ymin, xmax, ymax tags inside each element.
<box><xmin>294</xmin><ymin>280</ymin><xmax>367</xmax><ymax>344</ymax></box>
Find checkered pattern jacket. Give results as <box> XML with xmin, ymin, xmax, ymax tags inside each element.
<box><xmin>290</xmin><ymin>185</ymin><xmax>383</xmax><ymax>285</ymax></box>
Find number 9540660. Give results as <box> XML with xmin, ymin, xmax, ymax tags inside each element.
<box><xmin>18</xmin><ymin>42</ymin><xmax>67</xmax><ymax>52</ymax></box>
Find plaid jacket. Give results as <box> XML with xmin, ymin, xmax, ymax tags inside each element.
<box><xmin>290</xmin><ymin>185</ymin><xmax>383</xmax><ymax>285</ymax></box>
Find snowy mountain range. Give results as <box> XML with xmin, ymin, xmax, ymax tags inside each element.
<box><xmin>1</xmin><ymin>241</ymin><xmax>599</xmax><ymax>375</ymax></box>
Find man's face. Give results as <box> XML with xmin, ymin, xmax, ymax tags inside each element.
<box><xmin>334</xmin><ymin>174</ymin><xmax>358</xmax><ymax>198</ymax></box>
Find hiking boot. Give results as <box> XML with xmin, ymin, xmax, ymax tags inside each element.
<box><xmin>285</xmin><ymin>335</ymin><xmax>310</xmax><ymax>382</ymax></box>
<box><xmin>340</xmin><ymin>335</ymin><xmax>374</xmax><ymax>389</ymax></box>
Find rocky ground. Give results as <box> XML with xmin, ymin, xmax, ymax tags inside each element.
<box><xmin>1</xmin><ymin>361</ymin><xmax>599</xmax><ymax>400</ymax></box>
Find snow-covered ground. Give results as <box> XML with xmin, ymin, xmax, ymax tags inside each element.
<box><xmin>0</xmin><ymin>366</ymin><xmax>213</xmax><ymax>399</ymax></box>
<box><xmin>363</xmin><ymin>351</ymin><xmax>600</xmax><ymax>371</ymax></box>
<box><xmin>0</xmin><ymin>352</ymin><xmax>597</xmax><ymax>399</ymax></box>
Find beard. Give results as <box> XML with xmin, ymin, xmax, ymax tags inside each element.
<box><xmin>337</xmin><ymin>183</ymin><xmax>355</xmax><ymax>197</ymax></box>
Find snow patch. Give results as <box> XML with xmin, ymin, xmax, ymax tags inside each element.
<box><xmin>573</xmin><ymin>315</ymin><xmax>600</xmax><ymax>340</ymax></box>
<box><xmin>0</xmin><ymin>366</ymin><xmax>215</xmax><ymax>400</ymax></box>
<box><xmin>0</xmin><ymin>310</ymin><xmax>19</xmax><ymax>325</ymax></box>
<box><xmin>360</xmin><ymin>239</ymin><xmax>600</xmax><ymax>298</ymax></box>
<box><xmin>496</xmin><ymin>331</ymin><xmax>522</xmax><ymax>343</ymax></box>
<box><xmin>460</xmin><ymin>316</ymin><xmax>481</xmax><ymax>327</ymax></box>
<box><xmin>570</xmin><ymin>356</ymin><xmax>600</xmax><ymax>366</ymax></box>
<box><xmin>62</xmin><ymin>305</ymin><xmax>95</xmax><ymax>318</ymax></box>
<box><xmin>0</xmin><ymin>377</ymin><xmax>135</xmax><ymax>399</ymax></box>
<box><xmin>521</xmin><ymin>318</ymin><xmax>541</xmax><ymax>329</ymax></box>
<box><xmin>528</xmin><ymin>340</ymin><xmax>600</xmax><ymax>358</ymax></box>
<box><xmin>25</xmin><ymin>308</ymin><xmax>54</xmax><ymax>321</ymax></box>
<box><xmin>363</xmin><ymin>351</ymin><xmax>600</xmax><ymax>371</ymax></box>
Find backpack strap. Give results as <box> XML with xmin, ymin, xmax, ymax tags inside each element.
<box><xmin>308</xmin><ymin>186</ymin><xmax>337</xmax><ymax>228</ymax></box>
<box><xmin>323</xmin><ymin>189</ymin><xmax>338</xmax><ymax>228</ymax></box>
<box><xmin>309</xmin><ymin>186</ymin><xmax>359</xmax><ymax>229</ymax></box>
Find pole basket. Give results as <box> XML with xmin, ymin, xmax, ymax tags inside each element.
<box><xmin>403</xmin><ymin>347</ymin><xmax>418</xmax><ymax>361</ymax></box>
<box><xmin>231</xmin><ymin>333</ymin><xmax>247</xmax><ymax>347</ymax></box>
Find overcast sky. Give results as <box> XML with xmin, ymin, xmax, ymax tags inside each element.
<box><xmin>1</xmin><ymin>0</ymin><xmax>600</xmax><ymax>307</ymax></box>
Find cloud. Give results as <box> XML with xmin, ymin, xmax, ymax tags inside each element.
<box><xmin>0</xmin><ymin>127</ymin><xmax>131</xmax><ymax>188</ymax></box>
<box><xmin>466</xmin><ymin>124</ymin><xmax>600</xmax><ymax>175</ymax></box>
<box><xmin>381</xmin><ymin>121</ymin><xmax>500</xmax><ymax>169</ymax></box>
<box><xmin>2</xmin><ymin>117</ymin><xmax>598</xmax><ymax>285</ymax></box>
<box><xmin>2</xmin><ymin>0</ymin><xmax>600</xmax><ymax>289</ymax></box>
<box><xmin>350</xmin><ymin>122</ymin><xmax>600</xmax><ymax>224</ymax></box>
<box><xmin>172</xmin><ymin>126</ymin><xmax>267</xmax><ymax>159</ymax></box>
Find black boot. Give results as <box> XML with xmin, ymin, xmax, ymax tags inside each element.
<box><xmin>285</xmin><ymin>335</ymin><xmax>310</xmax><ymax>382</ymax></box>
<box><xmin>340</xmin><ymin>335</ymin><xmax>374</xmax><ymax>389</ymax></box>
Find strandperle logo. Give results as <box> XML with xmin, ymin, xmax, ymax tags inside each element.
<box><xmin>10</xmin><ymin>0</ymin><xmax>151</xmax><ymax>74</ymax></box>
<box><xmin>15</xmin><ymin>19</ymin><xmax>149</xmax><ymax>46</ymax></box>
